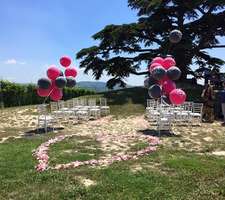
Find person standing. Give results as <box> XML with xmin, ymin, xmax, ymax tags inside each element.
<box><xmin>220</xmin><ymin>82</ymin><xmax>225</xmax><ymax>125</ymax></box>
<box><xmin>201</xmin><ymin>82</ymin><xmax>215</xmax><ymax>123</ymax></box>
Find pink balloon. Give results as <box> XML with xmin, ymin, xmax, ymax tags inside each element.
<box><xmin>149</xmin><ymin>63</ymin><xmax>163</xmax><ymax>73</ymax></box>
<box><xmin>65</xmin><ymin>67</ymin><xmax>78</xmax><ymax>77</ymax></box>
<box><xmin>163</xmin><ymin>57</ymin><xmax>176</xmax><ymax>70</ymax></box>
<box><xmin>162</xmin><ymin>80</ymin><xmax>176</xmax><ymax>94</ymax></box>
<box><xmin>152</xmin><ymin>57</ymin><xmax>164</xmax><ymax>65</ymax></box>
<box><xmin>47</xmin><ymin>66</ymin><xmax>61</xmax><ymax>80</ymax></box>
<box><xmin>169</xmin><ymin>89</ymin><xmax>186</xmax><ymax>105</ymax></box>
<box><xmin>50</xmin><ymin>88</ymin><xmax>63</xmax><ymax>101</ymax></box>
<box><xmin>37</xmin><ymin>88</ymin><xmax>51</xmax><ymax>97</ymax></box>
<box><xmin>60</xmin><ymin>56</ymin><xmax>71</xmax><ymax>68</ymax></box>
<box><xmin>49</xmin><ymin>80</ymin><xmax>58</xmax><ymax>93</ymax></box>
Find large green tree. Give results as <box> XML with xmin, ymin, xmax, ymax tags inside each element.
<box><xmin>77</xmin><ymin>0</ymin><xmax>225</xmax><ymax>88</ymax></box>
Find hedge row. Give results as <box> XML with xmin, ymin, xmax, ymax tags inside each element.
<box><xmin>0</xmin><ymin>80</ymin><xmax>96</xmax><ymax>108</ymax></box>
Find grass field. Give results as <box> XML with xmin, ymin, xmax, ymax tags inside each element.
<box><xmin>0</xmin><ymin>87</ymin><xmax>225</xmax><ymax>200</ymax></box>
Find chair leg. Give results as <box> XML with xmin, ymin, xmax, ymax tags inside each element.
<box><xmin>44</xmin><ymin>121</ymin><xmax>47</xmax><ymax>133</ymax></box>
<box><xmin>37</xmin><ymin>120</ymin><xmax>39</xmax><ymax>134</ymax></box>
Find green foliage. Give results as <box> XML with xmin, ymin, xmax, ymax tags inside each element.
<box><xmin>77</xmin><ymin>0</ymin><xmax>225</xmax><ymax>88</ymax></box>
<box><xmin>0</xmin><ymin>80</ymin><xmax>95</xmax><ymax>108</ymax></box>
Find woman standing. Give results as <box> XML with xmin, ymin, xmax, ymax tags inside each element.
<box><xmin>201</xmin><ymin>83</ymin><xmax>215</xmax><ymax>122</ymax></box>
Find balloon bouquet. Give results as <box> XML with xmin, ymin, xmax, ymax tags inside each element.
<box><xmin>145</xmin><ymin>30</ymin><xmax>186</xmax><ymax>105</ymax></box>
<box><xmin>37</xmin><ymin>56</ymin><xmax>78</xmax><ymax>101</ymax></box>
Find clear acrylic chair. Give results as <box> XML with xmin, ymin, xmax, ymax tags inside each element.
<box><xmin>146</xmin><ymin>99</ymin><xmax>159</xmax><ymax>123</ymax></box>
<box><xmin>76</xmin><ymin>109</ymin><xmax>90</xmax><ymax>121</ymax></box>
<box><xmin>174</xmin><ymin>102</ymin><xmax>193</xmax><ymax>127</ymax></box>
<box><xmin>50</xmin><ymin>102</ymin><xmax>58</xmax><ymax>112</ymax></box>
<box><xmin>88</xmin><ymin>98</ymin><xmax>101</xmax><ymax>119</ymax></box>
<box><xmin>37</xmin><ymin>104</ymin><xmax>56</xmax><ymax>133</ymax></box>
<box><xmin>99</xmin><ymin>98</ymin><xmax>110</xmax><ymax>116</ymax></box>
<box><xmin>157</xmin><ymin>111</ymin><xmax>173</xmax><ymax>136</ymax></box>
<box><xmin>88</xmin><ymin>98</ymin><xmax>97</xmax><ymax>107</ymax></box>
<box><xmin>190</xmin><ymin>103</ymin><xmax>203</xmax><ymax>125</ymax></box>
<box><xmin>58</xmin><ymin>101</ymin><xmax>67</xmax><ymax>111</ymax></box>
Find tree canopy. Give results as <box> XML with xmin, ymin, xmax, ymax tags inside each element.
<box><xmin>77</xmin><ymin>0</ymin><xmax>225</xmax><ymax>88</ymax></box>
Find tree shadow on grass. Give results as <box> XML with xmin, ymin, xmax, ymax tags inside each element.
<box><xmin>138</xmin><ymin>129</ymin><xmax>181</xmax><ymax>138</ymax></box>
<box><xmin>24</xmin><ymin>127</ymin><xmax>64</xmax><ymax>136</ymax></box>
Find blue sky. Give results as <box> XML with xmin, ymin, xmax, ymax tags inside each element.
<box><xmin>0</xmin><ymin>0</ymin><xmax>224</xmax><ymax>86</ymax></box>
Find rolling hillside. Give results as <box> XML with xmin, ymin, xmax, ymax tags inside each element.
<box><xmin>77</xmin><ymin>81</ymin><xmax>132</xmax><ymax>92</ymax></box>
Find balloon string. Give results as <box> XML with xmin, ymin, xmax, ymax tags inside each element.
<box><xmin>43</xmin><ymin>88</ymin><xmax>54</xmax><ymax>105</ymax></box>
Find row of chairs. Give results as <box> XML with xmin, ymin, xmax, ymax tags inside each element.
<box><xmin>146</xmin><ymin>99</ymin><xmax>203</xmax><ymax>133</ymax></box>
<box><xmin>50</xmin><ymin>98</ymin><xmax>110</xmax><ymax>120</ymax></box>
<box><xmin>37</xmin><ymin>98</ymin><xmax>110</xmax><ymax>132</ymax></box>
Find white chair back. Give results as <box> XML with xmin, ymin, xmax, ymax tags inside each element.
<box><xmin>100</xmin><ymin>98</ymin><xmax>107</xmax><ymax>106</ymax></box>
<box><xmin>37</xmin><ymin>104</ymin><xmax>48</xmax><ymax>115</ymax></box>
<box><xmin>88</xmin><ymin>99</ymin><xmax>96</xmax><ymax>106</ymax></box>
<box><xmin>66</xmin><ymin>99</ymin><xmax>74</xmax><ymax>109</ymax></box>
<box><xmin>79</xmin><ymin>98</ymin><xmax>87</xmax><ymax>106</ymax></box>
<box><xmin>50</xmin><ymin>102</ymin><xmax>58</xmax><ymax>112</ymax></box>
<box><xmin>147</xmin><ymin>99</ymin><xmax>155</xmax><ymax>108</ymax></box>
<box><xmin>73</xmin><ymin>98</ymin><xmax>79</xmax><ymax>107</ymax></box>
<box><xmin>182</xmin><ymin>101</ymin><xmax>193</xmax><ymax>112</ymax></box>
<box><xmin>58</xmin><ymin>101</ymin><xmax>65</xmax><ymax>110</ymax></box>
<box><xmin>193</xmin><ymin>103</ymin><xmax>203</xmax><ymax>114</ymax></box>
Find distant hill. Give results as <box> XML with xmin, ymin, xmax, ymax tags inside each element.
<box><xmin>76</xmin><ymin>81</ymin><xmax>132</xmax><ymax>92</ymax></box>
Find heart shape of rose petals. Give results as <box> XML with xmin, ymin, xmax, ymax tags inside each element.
<box><xmin>33</xmin><ymin>134</ymin><xmax>160</xmax><ymax>172</ymax></box>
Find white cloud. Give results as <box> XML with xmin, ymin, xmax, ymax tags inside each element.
<box><xmin>4</xmin><ymin>59</ymin><xmax>26</xmax><ymax>65</ymax></box>
<box><xmin>4</xmin><ymin>59</ymin><xmax>17</xmax><ymax>64</ymax></box>
<box><xmin>18</xmin><ymin>61</ymin><xmax>26</xmax><ymax>65</ymax></box>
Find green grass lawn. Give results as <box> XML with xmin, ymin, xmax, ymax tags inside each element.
<box><xmin>0</xmin><ymin>137</ymin><xmax>224</xmax><ymax>199</ymax></box>
<box><xmin>49</xmin><ymin>135</ymin><xmax>103</xmax><ymax>165</ymax></box>
<box><xmin>0</xmin><ymin>87</ymin><xmax>225</xmax><ymax>200</ymax></box>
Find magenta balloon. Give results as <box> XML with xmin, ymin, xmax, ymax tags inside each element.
<box><xmin>152</xmin><ymin>57</ymin><xmax>164</xmax><ymax>65</ymax></box>
<box><xmin>47</xmin><ymin>66</ymin><xmax>61</xmax><ymax>80</ymax></box>
<box><xmin>50</xmin><ymin>88</ymin><xmax>63</xmax><ymax>101</ymax></box>
<box><xmin>162</xmin><ymin>80</ymin><xmax>176</xmax><ymax>94</ymax></box>
<box><xmin>37</xmin><ymin>88</ymin><xmax>51</xmax><ymax>97</ymax></box>
<box><xmin>163</xmin><ymin>57</ymin><xmax>176</xmax><ymax>70</ymax></box>
<box><xmin>60</xmin><ymin>56</ymin><xmax>71</xmax><ymax>68</ymax></box>
<box><xmin>149</xmin><ymin>62</ymin><xmax>162</xmax><ymax>73</ymax></box>
<box><xmin>65</xmin><ymin>67</ymin><xmax>78</xmax><ymax>77</ymax></box>
<box><xmin>169</xmin><ymin>89</ymin><xmax>186</xmax><ymax>105</ymax></box>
